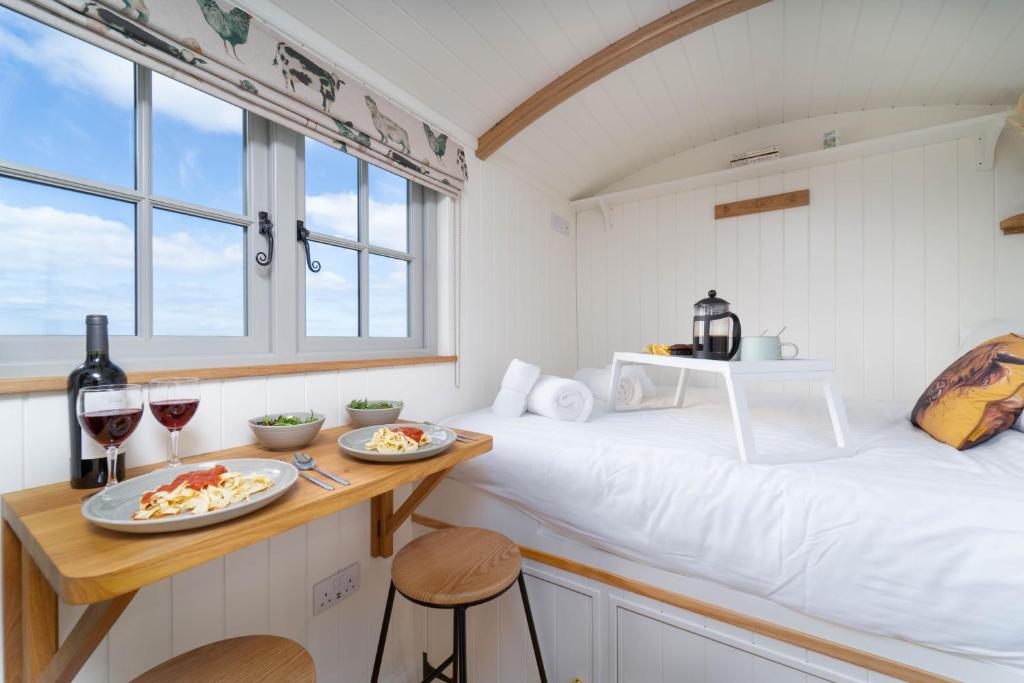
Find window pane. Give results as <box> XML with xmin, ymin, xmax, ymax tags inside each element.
<box><xmin>305</xmin><ymin>139</ymin><xmax>357</xmax><ymax>241</ymax></box>
<box><xmin>0</xmin><ymin>175</ymin><xmax>135</xmax><ymax>335</ymax></box>
<box><xmin>152</xmin><ymin>73</ymin><xmax>243</xmax><ymax>213</ymax></box>
<box><xmin>369</xmin><ymin>255</ymin><xmax>408</xmax><ymax>337</ymax></box>
<box><xmin>152</xmin><ymin>209</ymin><xmax>244</xmax><ymax>336</ymax></box>
<box><xmin>306</xmin><ymin>243</ymin><xmax>358</xmax><ymax>336</ymax></box>
<box><xmin>0</xmin><ymin>6</ymin><xmax>134</xmax><ymax>187</ymax></box>
<box><xmin>368</xmin><ymin>164</ymin><xmax>408</xmax><ymax>251</ymax></box>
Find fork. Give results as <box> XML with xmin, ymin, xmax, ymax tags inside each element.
<box><xmin>423</xmin><ymin>421</ymin><xmax>476</xmax><ymax>443</ymax></box>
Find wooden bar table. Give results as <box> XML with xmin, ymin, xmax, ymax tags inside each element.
<box><xmin>1</xmin><ymin>424</ymin><xmax>492</xmax><ymax>683</ymax></box>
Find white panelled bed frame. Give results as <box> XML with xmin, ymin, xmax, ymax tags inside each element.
<box><xmin>413</xmin><ymin>478</ymin><xmax>1021</xmax><ymax>683</ymax></box>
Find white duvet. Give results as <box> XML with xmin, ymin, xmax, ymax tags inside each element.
<box><xmin>443</xmin><ymin>389</ymin><xmax>1024</xmax><ymax>666</ymax></box>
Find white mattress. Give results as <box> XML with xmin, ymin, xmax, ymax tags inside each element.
<box><xmin>442</xmin><ymin>389</ymin><xmax>1024</xmax><ymax>667</ymax></box>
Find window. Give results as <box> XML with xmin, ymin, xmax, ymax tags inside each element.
<box><xmin>0</xmin><ymin>5</ymin><xmax>269</xmax><ymax>367</ymax></box>
<box><xmin>300</xmin><ymin>139</ymin><xmax>430</xmax><ymax>352</ymax></box>
<box><xmin>0</xmin><ymin>7</ymin><xmax>436</xmax><ymax>375</ymax></box>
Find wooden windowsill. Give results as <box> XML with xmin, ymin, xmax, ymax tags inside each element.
<box><xmin>0</xmin><ymin>355</ymin><xmax>458</xmax><ymax>396</ymax></box>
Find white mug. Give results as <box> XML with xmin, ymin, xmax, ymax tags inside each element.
<box><xmin>739</xmin><ymin>336</ymin><xmax>799</xmax><ymax>361</ymax></box>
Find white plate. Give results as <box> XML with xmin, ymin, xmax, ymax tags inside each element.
<box><xmin>338</xmin><ymin>424</ymin><xmax>457</xmax><ymax>463</ymax></box>
<box><xmin>81</xmin><ymin>459</ymin><xmax>298</xmax><ymax>534</ymax></box>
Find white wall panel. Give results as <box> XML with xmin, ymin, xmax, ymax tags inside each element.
<box><xmin>576</xmin><ymin>133</ymin><xmax>1021</xmax><ymax>403</ymax></box>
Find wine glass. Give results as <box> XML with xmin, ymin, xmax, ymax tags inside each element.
<box><xmin>77</xmin><ymin>384</ymin><xmax>144</xmax><ymax>491</ymax></box>
<box><xmin>149</xmin><ymin>378</ymin><xmax>200</xmax><ymax>467</ymax></box>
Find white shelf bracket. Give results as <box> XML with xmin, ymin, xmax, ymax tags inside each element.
<box><xmin>975</xmin><ymin>116</ymin><xmax>1004</xmax><ymax>171</ymax></box>
<box><xmin>597</xmin><ymin>197</ymin><xmax>614</xmax><ymax>230</ymax></box>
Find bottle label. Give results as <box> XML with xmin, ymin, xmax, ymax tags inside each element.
<box><xmin>81</xmin><ymin>428</ymin><xmax>105</xmax><ymax>460</ymax></box>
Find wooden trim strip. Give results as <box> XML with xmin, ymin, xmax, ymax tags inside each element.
<box><xmin>715</xmin><ymin>190</ymin><xmax>810</xmax><ymax>220</ymax></box>
<box><xmin>0</xmin><ymin>355</ymin><xmax>457</xmax><ymax>397</ymax></box>
<box><xmin>411</xmin><ymin>514</ymin><xmax>955</xmax><ymax>683</ymax></box>
<box><xmin>475</xmin><ymin>0</ymin><xmax>769</xmax><ymax>160</ymax></box>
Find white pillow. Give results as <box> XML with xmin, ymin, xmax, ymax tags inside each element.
<box><xmin>491</xmin><ymin>359</ymin><xmax>541</xmax><ymax>418</ymax></box>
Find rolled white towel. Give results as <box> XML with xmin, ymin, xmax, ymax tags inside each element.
<box><xmin>573</xmin><ymin>365</ymin><xmax>654</xmax><ymax>406</ymax></box>
<box><xmin>492</xmin><ymin>359</ymin><xmax>541</xmax><ymax>417</ymax></box>
<box><xmin>526</xmin><ymin>375</ymin><xmax>594</xmax><ymax>422</ymax></box>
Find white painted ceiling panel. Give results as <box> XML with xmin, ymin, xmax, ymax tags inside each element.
<box><xmin>894</xmin><ymin>0</ymin><xmax>986</xmax><ymax>107</ymax></box>
<box><xmin>833</xmin><ymin>0</ymin><xmax>901</xmax><ymax>114</ymax></box>
<box><xmin>259</xmin><ymin>0</ymin><xmax>1024</xmax><ymax>199</ymax></box>
<box><xmin>744</xmin><ymin>0</ymin><xmax>785</xmax><ymax>127</ymax></box>
<box><xmin>651</xmin><ymin>41</ymin><xmax>714</xmax><ymax>148</ymax></box>
<box><xmin>807</xmin><ymin>0</ymin><xmax>862</xmax><ymax>118</ymax></box>
<box><xmin>713</xmin><ymin>13</ymin><xmax>759</xmax><ymax>134</ymax></box>
<box><xmin>683</xmin><ymin>28</ymin><xmax>736</xmax><ymax>141</ymax></box>
<box><xmin>780</xmin><ymin>0</ymin><xmax>820</xmax><ymax>123</ymax></box>
<box><xmin>927</xmin><ymin>0</ymin><xmax>1024</xmax><ymax>105</ymax></box>
<box><xmin>862</xmin><ymin>0</ymin><xmax>940</xmax><ymax>110</ymax></box>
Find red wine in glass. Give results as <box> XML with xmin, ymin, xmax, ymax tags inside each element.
<box><xmin>149</xmin><ymin>378</ymin><xmax>200</xmax><ymax>467</ymax></box>
<box><xmin>150</xmin><ymin>399</ymin><xmax>199</xmax><ymax>431</ymax></box>
<box><xmin>76</xmin><ymin>384</ymin><xmax>144</xmax><ymax>492</ymax></box>
<box><xmin>79</xmin><ymin>408</ymin><xmax>143</xmax><ymax>446</ymax></box>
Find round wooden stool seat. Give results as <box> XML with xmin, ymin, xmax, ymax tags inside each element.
<box><xmin>132</xmin><ymin>635</ymin><xmax>315</xmax><ymax>683</ymax></box>
<box><xmin>392</xmin><ymin>527</ymin><xmax>521</xmax><ymax>606</ymax></box>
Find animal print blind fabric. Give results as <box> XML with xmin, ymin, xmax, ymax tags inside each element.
<box><xmin>11</xmin><ymin>0</ymin><xmax>467</xmax><ymax>195</ymax></box>
<box><xmin>912</xmin><ymin>334</ymin><xmax>1024</xmax><ymax>450</ymax></box>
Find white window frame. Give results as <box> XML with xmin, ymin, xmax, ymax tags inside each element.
<box><xmin>293</xmin><ymin>135</ymin><xmax>437</xmax><ymax>358</ymax></box>
<box><xmin>0</xmin><ymin>14</ymin><xmax>440</xmax><ymax>378</ymax></box>
<box><xmin>0</xmin><ymin>63</ymin><xmax>273</xmax><ymax>376</ymax></box>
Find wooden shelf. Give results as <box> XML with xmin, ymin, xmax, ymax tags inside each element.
<box><xmin>0</xmin><ymin>355</ymin><xmax>457</xmax><ymax>396</ymax></box>
<box><xmin>1000</xmin><ymin>214</ymin><xmax>1024</xmax><ymax>235</ymax></box>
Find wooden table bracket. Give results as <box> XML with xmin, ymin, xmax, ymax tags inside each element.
<box><xmin>371</xmin><ymin>468</ymin><xmax>452</xmax><ymax>558</ymax></box>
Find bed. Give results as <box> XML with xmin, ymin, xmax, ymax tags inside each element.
<box><xmin>438</xmin><ymin>388</ymin><xmax>1024</xmax><ymax>674</ymax></box>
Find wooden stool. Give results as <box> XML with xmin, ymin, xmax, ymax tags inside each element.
<box><xmin>132</xmin><ymin>635</ymin><xmax>315</xmax><ymax>683</ymax></box>
<box><xmin>371</xmin><ymin>527</ymin><xmax>547</xmax><ymax>683</ymax></box>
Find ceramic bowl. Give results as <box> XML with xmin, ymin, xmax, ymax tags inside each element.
<box><xmin>248</xmin><ymin>413</ymin><xmax>325</xmax><ymax>451</ymax></box>
<box><xmin>345</xmin><ymin>400</ymin><xmax>403</xmax><ymax>427</ymax></box>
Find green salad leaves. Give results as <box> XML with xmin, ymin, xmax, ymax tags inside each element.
<box><xmin>259</xmin><ymin>411</ymin><xmax>319</xmax><ymax>426</ymax></box>
<box><xmin>349</xmin><ymin>399</ymin><xmax>396</xmax><ymax>410</ymax></box>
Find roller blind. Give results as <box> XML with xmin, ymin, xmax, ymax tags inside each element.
<box><xmin>4</xmin><ymin>0</ymin><xmax>468</xmax><ymax>195</ymax></box>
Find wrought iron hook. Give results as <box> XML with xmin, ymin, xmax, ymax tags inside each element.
<box><xmin>255</xmin><ymin>211</ymin><xmax>274</xmax><ymax>266</ymax></box>
<box><xmin>297</xmin><ymin>220</ymin><xmax>321</xmax><ymax>273</ymax></box>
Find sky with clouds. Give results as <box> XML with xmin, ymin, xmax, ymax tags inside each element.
<box><xmin>0</xmin><ymin>6</ymin><xmax>410</xmax><ymax>339</ymax></box>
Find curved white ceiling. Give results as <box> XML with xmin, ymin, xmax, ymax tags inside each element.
<box><xmin>264</xmin><ymin>0</ymin><xmax>1024</xmax><ymax>199</ymax></box>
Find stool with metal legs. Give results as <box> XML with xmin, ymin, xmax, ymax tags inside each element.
<box><xmin>371</xmin><ymin>527</ymin><xmax>547</xmax><ymax>683</ymax></box>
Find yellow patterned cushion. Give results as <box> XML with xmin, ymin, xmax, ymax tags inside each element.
<box><xmin>912</xmin><ymin>334</ymin><xmax>1024</xmax><ymax>450</ymax></box>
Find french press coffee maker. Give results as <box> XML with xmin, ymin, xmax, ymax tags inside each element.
<box><xmin>692</xmin><ymin>290</ymin><xmax>741</xmax><ymax>360</ymax></box>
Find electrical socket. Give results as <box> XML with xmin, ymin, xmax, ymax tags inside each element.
<box><xmin>312</xmin><ymin>562</ymin><xmax>360</xmax><ymax>616</ymax></box>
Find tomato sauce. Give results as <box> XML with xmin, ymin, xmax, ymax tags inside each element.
<box><xmin>141</xmin><ymin>464</ymin><xmax>227</xmax><ymax>505</ymax></box>
<box><xmin>394</xmin><ymin>427</ymin><xmax>424</xmax><ymax>443</ymax></box>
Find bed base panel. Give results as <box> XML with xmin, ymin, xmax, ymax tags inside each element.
<box><xmin>413</xmin><ymin>479</ymin><xmax>1023</xmax><ymax>683</ymax></box>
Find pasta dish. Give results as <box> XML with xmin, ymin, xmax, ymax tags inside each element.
<box><xmin>365</xmin><ymin>426</ymin><xmax>432</xmax><ymax>453</ymax></box>
<box><xmin>132</xmin><ymin>464</ymin><xmax>273</xmax><ymax>520</ymax></box>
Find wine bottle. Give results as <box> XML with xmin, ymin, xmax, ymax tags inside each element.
<box><xmin>68</xmin><ymin>315</ymin><xmax>127</xmax><ymax>489</ymax></box>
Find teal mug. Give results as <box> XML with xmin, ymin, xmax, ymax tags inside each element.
<box><xmin>739</xmin><ymin>336</ymin><xmax>798</xmax><ymax>361</ymax></box>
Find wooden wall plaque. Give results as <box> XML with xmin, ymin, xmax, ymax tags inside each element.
<box><xmin>715</xmin><ymin>189</ymin><xmax>810</xmax><ymax>220</ymax></box>
<box><xmin>1000</xmin><ymin>214</ymin><xmax>1024</xmax><ymax>235</ymax></box>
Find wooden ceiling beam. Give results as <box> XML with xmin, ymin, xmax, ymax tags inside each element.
<box><xmin>475</xmin><ymin>0</ymin><xmax>770</xmax><ymax>160</ymax></box>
